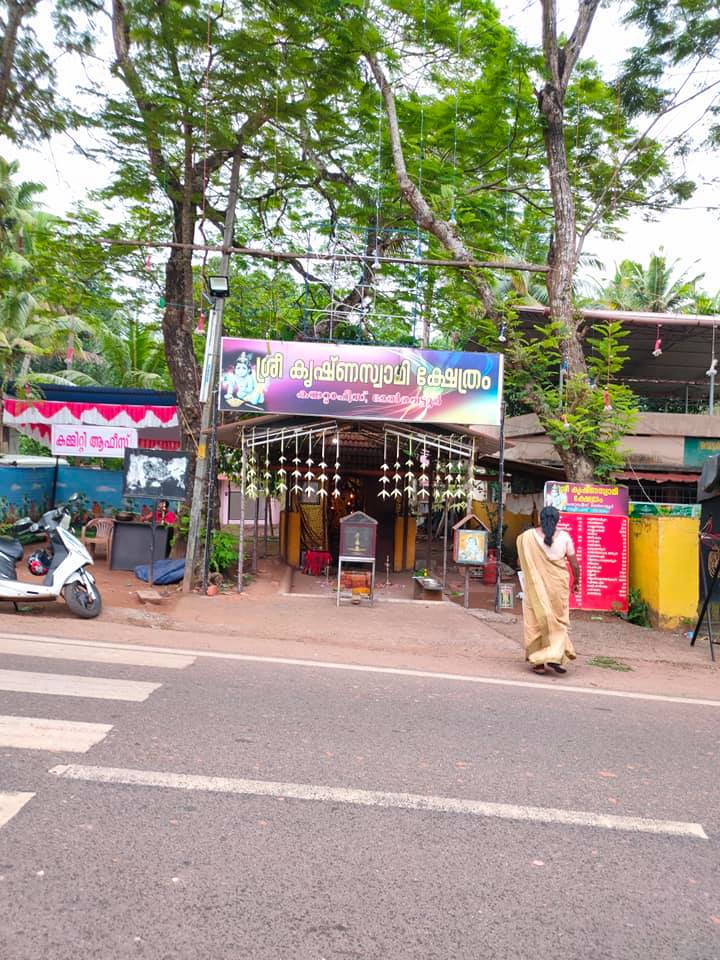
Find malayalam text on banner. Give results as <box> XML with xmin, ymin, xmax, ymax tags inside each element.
<box><xmin>558</xmin><ymin>513</ymin><xmax>629</xmax><ymax>614</ymax></box>
<box><xmin>218</xmin><ymin>338</ymin><xmax>504</xmax><ymax>426</ymax></box>
<box><xmin>544</xmin><ymin>480</ymin><xmax>629</xmax><ymax>516</ymax></box>
<box><xmin>51</xmin><ymin>424</ymin><xmax>138</xmax><ymax>458</ymax></box>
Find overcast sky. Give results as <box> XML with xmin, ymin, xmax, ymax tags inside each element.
<box><xmin>3</xmin><ymin>0</ymin><xmax>719</xmax><ymax>293</ymax></box>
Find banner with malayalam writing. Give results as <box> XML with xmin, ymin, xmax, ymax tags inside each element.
<box><xmin>559</xmin><ymin>513</ymin><xmax>629</xmax><ymax>613</ymax></box>
<box><xmin>218</xmin><ymin>338</ymin><xmax>504</xmax><ymax>426</ymax></box>
<box><xmin>544</xmin><ymin>480</ymin><xmax>629</xmax><ymax>516</ymax></box>
<box><xmin>51</xmin><ymin>424</ymin><xmax>138</xmax><ymax>458</ymax></box>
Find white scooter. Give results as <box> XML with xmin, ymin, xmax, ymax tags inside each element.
<box><xmin>0</xmin><ymin>494</ymin><xmax>102</xmax><ymax>619</ymax></box>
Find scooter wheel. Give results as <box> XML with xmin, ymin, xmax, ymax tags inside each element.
<box><xmin>63</xmin><ymin>581</ymin><xmax>103</xmax><ymax>619</ymax></box>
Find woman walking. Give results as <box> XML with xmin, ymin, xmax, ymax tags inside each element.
<box><xmin>516</xmin><ymin>506</ymin><xmax>581</xmax><ymax>675</ymax></box>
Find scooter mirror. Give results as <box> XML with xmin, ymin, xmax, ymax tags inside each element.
<box><xmin>67</xmin><ymin>493</ymin><xmax>80</xmax><ymax>504</ymax></box>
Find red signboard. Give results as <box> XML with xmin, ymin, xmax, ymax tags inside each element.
<box><xmin>558</xmin><ymin>514</ymin><xmax>629</xmax><ymax>613</ymax></box>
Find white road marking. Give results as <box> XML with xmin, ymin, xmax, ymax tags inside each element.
<box><xmin>0</xmin><ymin>634</ymin><xmax>194</xmax><ymax>670</ymax></box>
<box><xmin>2</xmin><ymin>631</ymin><xmax>717</xmax><ymax>709</ymax></box>
<box><xmin>0</xmin><ymin>715</ymin><xmax>112</xmax><ymax>752</ymax></box>
<box><xmin>0</xmin><ymin>669</ymin><xmax>159</xmax><ymax>702</ymax></box>
<box><xmin>49</xmin><ymin>764</ymin><xmax>708</xmax><ymax>840</ymax></box>
<box><xmin>0</xmin><ymin>791</ymin><xmax>35</xmax><ymax>830</ymax></box>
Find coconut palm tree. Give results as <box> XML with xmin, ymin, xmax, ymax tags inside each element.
<box><xmin>89</xmin><ymin>312</ymin><xmax>170</xmax><ymax>390</ymax></box>
<box><xmin>596</xmin><ymin>250</ymin><xmax>703</xmax><ymax>314</ymax></box>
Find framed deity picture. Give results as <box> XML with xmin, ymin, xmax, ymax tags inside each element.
<box><xmin>453</xmin><ymin>528</ymin><xmax>488</xmax><ymax>566</ymax></box>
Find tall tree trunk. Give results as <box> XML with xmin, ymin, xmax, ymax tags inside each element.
<box><xmin>538</xmin><ymin>88</ymin><xmax>585</xmax><ymax>377</ymax></box>
<box><xmin>163</xmin><ymin>195</ymin><xmax>200</xmax><ymax>497</ymax></box>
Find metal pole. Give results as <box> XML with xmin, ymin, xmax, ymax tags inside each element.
<box><xmin>442</xmin><ymin>500</ymin><xmax>449</xmax><ymax>589</ymax></box>
<box><xmin>51</xmin><ymin>456</ymin><xmax>59</xmax><ymax>507</ymax></box>
<box><xmin>237</xmin><ymin>432</ymin><xmax>246</xmax><ymax>593</ymax></box>
<box><xmin>252</xmin><ymin>496</ymin><xmax>259</xmax><ymax>573</ymax></box>
<box><xmin>149</xmin><ymin>504</ymin><xmax>157</xmax><ymax>591</ymax></box>
<box><xmin>182</xmin><ymin>151</ymin><xmax>242</xmax><ymax>593</ymax></box>
<box><xmin>710</xmin><ymin>371</ymin><xmax>716</xmax><ymax>415</ymax></box>
<box><xmin>201</xmin><ymin>390</ymin><xmax>220</xmax><ymax>593</ymax></box>
<box><xmin>495</xmin><ymin>401</ymin><xmax>506</xmax><ymax>613</ymax></box>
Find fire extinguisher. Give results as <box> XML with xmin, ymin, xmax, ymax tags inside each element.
<box><xmin>483</xmin><ymin>548</ymin><xmax>498</xmax><ymax>585</ymax></box>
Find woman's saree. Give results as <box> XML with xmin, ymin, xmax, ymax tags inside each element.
<box><xmin>516</xmin><ymin>530</ymin><xmax>576</xmax><ymax>666</ymax></box>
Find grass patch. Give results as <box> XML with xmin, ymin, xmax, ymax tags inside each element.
<box><xmin>587</xmin><ymin>656</ymin><xmax>633</xmax><ymax>672</ymax></box>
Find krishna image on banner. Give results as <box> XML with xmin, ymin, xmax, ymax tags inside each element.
<box><xmin>221</xmin><ymin>350</ymin><xmax>266</xmax><ymax>409</ymax></box>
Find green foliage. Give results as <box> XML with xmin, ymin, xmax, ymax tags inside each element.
<box><xmin>209</xmin><ymin>530</ymin><xmax>239</xmax><ymax>576</ymax></box>
<box><xmin>614</xmin><ymin>588</ymin><xmax>651</xmax><ymax>629</ymax></box>
<box><xmin>17</xmin><ymin>435</ymin><xmax>51</xmax><ymax>457</ymax></box>
<box><xmin>587</xmin><ymin>656</ymin><xmax>633</xmax><ymax>672</ymax></box>
<box><xmin>593</xmin><ymin>252</ymin><xmax>703</xmax><ymax>313</ymax></box>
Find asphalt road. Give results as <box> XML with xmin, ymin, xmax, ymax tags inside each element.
<box><xmin>1</xmin><ymin>633</ymin><xmax>719</xmax><ymax>959</ymax></box>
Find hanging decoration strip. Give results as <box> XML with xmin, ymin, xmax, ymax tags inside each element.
<box><xmin>392</xmin><ymin>435</ymin><xmax>402</xmax><ymax>499</ymax></box>
<box><xmin>246</xmin><ymin>429</ymin><xmax>259</xmax><ymax>498</ymax></box>
<box><xmin>277</xmin><ymin>428</ymin><xmax>287</xmax><ymax>496</ymax></box>
<box><xmin>333</xmin><ymin>431</ymin><xmax>342</xmax><ymax>498</ymax></box>
<box><xmin>305</xmin><ymin>432</ymin><xmax>315</xmax><ymax>494</ymax></box>
<box><xmin>318</xmin><ymin>432</ymin><xmax>328</xmax><ymax>498</ymax></box>
<box><xmin>404</xmin><ymin>437</ymin><xmax>415</xmax><ymax>496</ymax></box>
<box><xmin>379</xmin><ymin>433</ymin><xmax>390</xmax><ymax>499</ymax></box>
<box><xmin>291</xmin><ymin>431</ymin><xmax>302</xmax><ymax>494</ymax></box>
<box><xmin>263</xmin><ymin>432</ymin><xmax>271</xmax><ymax>497</ymax></box>
<box><xmin>418</xmin><ymin>439</ymin><xmax>429</xmax><ymax>500</ymax></box>
<box><xmin>433</xmin><ymin>438</ymin><xmax>443</xmax><ymax>507</ymax></box>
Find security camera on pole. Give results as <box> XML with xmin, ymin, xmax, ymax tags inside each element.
<box><xmin>182</xmin><ymin>153</ymin><xmax>240</xmax><ymax>593</ymax></box>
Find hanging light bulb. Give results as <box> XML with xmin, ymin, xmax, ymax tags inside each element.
<box><xmin>194</xmin><ymin>311</ymin><xmax>207</xmax><ymax>335</ymax></box>
<box><xmin>707</xmin><ymin>358</ymin><xmax>718</xmax><ymax>378</ymax></box>
<box><xmin>652</xmin><ymin>324</ymin><xmax>662</xmax><ymax>357</ymax></box>
<box><xmin>498</xmin><ymin>322</ymin><xmax>508</xmax><ymax>344</ymax></box>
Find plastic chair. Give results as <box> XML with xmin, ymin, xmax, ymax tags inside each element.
<box><xmin>81</xmin><ymin>517</ymin><xmax>115</xmax><ymax>560</ymax></box>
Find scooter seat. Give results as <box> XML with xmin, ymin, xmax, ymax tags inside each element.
<box><xmin>0</xmin><ymin>537</ymin><xmax>23</xmax><ymax>562</ymax></box>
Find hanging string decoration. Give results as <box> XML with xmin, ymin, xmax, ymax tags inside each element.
<box><xmin>433</xmin><ymin>439</ymin><xmax>443</xmax><ymax>507</ymax></box>
<box><xmin>305</xmin><ymin>433</ymin><xmax>315</xmax><ymax>495</ymax></box>
<box><xmin>379</xmin><ymin>433</ymin><xmax>390</xmax><ymax>499</ymax></box>
<box><xmin>291</xmin><ymin>431</ymin><xmax>303</xmax><ymax>495</ymax></box>
<box><xmin>707</xmin><ymin>322</ymin><xmax>717</xmax><ymax>379</ymax></box>
<box><xmin>404</xmin><ymin>437</ymin><xmax>415</xmax><ymax>496</ymax></box>
<box><xmin>445</xmin><ymin>457</ymin><xmax>455</xmax><ymax>502</ymax></box>
<box><xmin>418</xmin><ymin>440</ymin><xmax>429</xmax><ymax>500</ymax></box>
<box><xmin>392</xmin><ymin>435</ymin><xmax>402</xmax><ymax>499</ymax></box>
<box><xmin>318</xmin><ymin>432</ymin><xmax>328</xmax><ymax>499</ymax></box>
<box><xmin>277</xmin><ymin>429</ymin><xmax>287</xmax><ymax>496</ymax></box>
<box><xmin>246</xmin><ymin>430</ymin><xmax>259</xmax><ymax>499</ymax></box>
<box><xmin>652</xmin><ymin>324</ymin><xmax>663</xmax><ymax>357</ymax></box>
<box><xmin>333</xmin><ymin>431</ymin><xmax>342</xmax><ymax>499</ymax></box>
<box><xmin>263</xmin><ymin>433</ymin><xmax>271</xmax><ymax>498</ymax></box>
<box><xmin>454</xmin><ymin>457</ymin><xmax>466</xmax><ymax>507</ymax></box>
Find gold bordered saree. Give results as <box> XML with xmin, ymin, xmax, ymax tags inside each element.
<box><xmin>516</xmin><ymin>529</ymin><xmax>576</xmax><ymax>667</ymax></box>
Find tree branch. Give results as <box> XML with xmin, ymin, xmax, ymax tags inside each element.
<box><xmin>365</xmin><ymin>51</ymin><xmax>496</xmax><ymax>316</ymax></box>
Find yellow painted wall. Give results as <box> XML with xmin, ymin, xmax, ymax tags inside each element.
<box><xmin>280</xmin><ymin>510</ymin><xmax>301</xmax><ymax>568</ymax></box>
<box><xmin>629</xmin><ymin>517</ymin><xmax>698</xmax><ymax>628</ymax></box>
<box><xmin>393</xmin><ymin>516</ymin><xmax>417</xmax><ymax>571</ymax></box>
<box><xmin>471</xmin><ymin>502</ymin><xmax>532</xmax><ymax>554</ymax></box>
